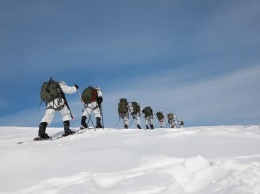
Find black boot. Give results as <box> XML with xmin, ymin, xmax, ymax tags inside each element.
<box><xmin>137</xmin><ymin>124</ymin><xmax>141</xmax><ymax>129</ymax></box>
<box><xmin>38</xmin><ymin>122</ymin><xmax>49</xmax><ymax>139</ymax></box>
<box><xmin>96</xmin><ymin>117</ymin><xmax>103</xmax><ymax>128</ymax></box>
<box><xmin>146</xmin><ymin>125</ymin><xmax>149</xmax><ymax>129</ymax></box>
<box><xmin>63</xmin><ymin>120</ymin><xmax>74</xmax><ymax>136</ymax></box>
<box><xmin>150</xmin><ymin>124</ymin><xmax>154</xmax><ymax>129</ymax></box>
<box><xmin>81</xmin><ymin>116</ymin><xmax>88</xmax><ymax>129</ymax></box>
<box><xmin>124</xmin><ymin>124</ymin><xmax>128</xmax><ymax>129</ymax></box>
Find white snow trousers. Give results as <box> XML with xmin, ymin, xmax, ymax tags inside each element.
<box><xmin>41</xmin><ymin>105</ymin><xmax>72</xmax><ymax>125</ymax></box>
<box><xmin>132</xmin><ymin>113</ymin><xmax>141</xmax><ymax>125</ymax></box>
<box><xmin>145</xmin><ymin>115</ymin><xmax>153</xmax><ymax>125</ymax></box>
<box><xmin>158</xmin><ymin>119</ymin><xmax>166</xmax><ymax>128</ymax></box>
<box><xmin>82</xmin><ymin>102</ymin><xmax>101</xmax><ymax>118</ymax></box>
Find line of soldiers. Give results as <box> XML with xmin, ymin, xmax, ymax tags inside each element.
<box><xmin>38</xmin><ymin>78</ymin><xmax>184</xmax><ymax>140</ymax></box>
<box><xmin>117</xmin><ymin>98</ymin><xmax>184</xmax><ymax>129</ymax></box>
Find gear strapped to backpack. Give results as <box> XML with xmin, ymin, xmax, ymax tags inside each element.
<box><xmin>40</xmin><ymin>80</ymin><xmax>63</xmax><ymax>103</ymax></box>
<box><xmin>167</xmin><ymin>113</ymin><xmax>174</xmax><ymax>120</ymax></box>
<box><xmin>132</xmin><ymin>102</ymin><xmax>140</xmax><ymax>114</ymax></box>
<box><xmin>156</xmin><ymin>111</ymin><xmax>164</xmax><ymax>120</ymax></box>
<box><xmin>118</xmin><ymin>98</ymin><xmax>128</xmax><ymax>115</ymax></box>
<box><xmin>142</xmin><ymin>106</ymin><xmax>153</xmax><ymax>117</ymax></box>
<box><xmin>81</xmin><ymin>86</ymin><xmax>98</xmax><ymax>104</ymax></box>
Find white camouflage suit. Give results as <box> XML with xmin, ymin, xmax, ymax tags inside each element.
<box><xmin>166</xmin><ymin>113</ymin><xmax>183</xmax><ymax>128</ymax></box>
<box><xmin>156</xmin><ymin>111</ymin><xmax>166</xmax><ymax>128</ymax></box>
<box><xmin>141</xmin><ymin>106</ymin><xmax>154</xmax><ymax>129</ymax></box>
<box><xmin>41</xmin><ymin>82</ymin><xmax>77</xmax><ymax>125</ymax></box>
<box><xmin>144</xmin><ymin>115</ymin><xmax>154</xmax><ymax>126</ymax></box>
<box><xmin>121</xmin><ymin>110</ymin><xmax>129</xmax><ymax>128</ymax></box>
<box><xmin>128</xmin><ymin>103</ymin><xmax>141</xmax><ymax>128</ymax></box>
<box><xmin>81</xmin><ymin>88</ymin><xmax>103</xmax><ymax>119</ymax></box>
<box><xmin>118</xmin><ymin>103</ymin><xmax>129</xmax><ymax>129</ymax></box>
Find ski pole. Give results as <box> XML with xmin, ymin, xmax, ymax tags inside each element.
<box><xmin>77</xmin><ymin>89</ymin><xmax>84</xmax><ymax>104</ymax></box>
<box><xmin>86</xmin><ymin>114</ymin><xmax>95</xmax><ymax>128</ymax></box>
<box><xmin>129</xmin><ymin>118</ymin><xmax>134</xmax><ymax>127</ymax></box>
<box><xmin>61</xmin><ymin>91</ymin><xmax>73</xmax><ymax>119</ymax></box>
<box><xmin>115</xmin><ymin>117</ymin><xmax>121</xmax><ymax>127</ymax></box>
<box><xmin>98</xmin><ymin>102</ymin><xmax>105</xmax><ymax>130</ymax></box>
<box><xmin>86</xmin><ymin>103</ymin><xmax>96</xmax><ymax>128</ymax></box>
<box><xmin>77</xmin><ymin>89</ymin><xmax>95</xmax><ymax>128</ymax></box>
<box><xmin>85</xmin><ymin>108</ymin><xmax>95</xmax><ymax>128</ymax></box>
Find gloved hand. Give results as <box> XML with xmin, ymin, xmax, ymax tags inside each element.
<box><xmin>74</xmin><ymin>84</ymin><xmax>79</xmax><ymax>89</ymax></box>
<box><xmin>97</xmin><ymin>96</ymin><xmax>103</xmax><ymax>104</ymax></box>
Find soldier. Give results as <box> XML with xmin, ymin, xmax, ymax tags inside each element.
<box><xmin>142</xmin><ymin>106</ymin><xmax>154</xmax><ymax>129</ymax></box>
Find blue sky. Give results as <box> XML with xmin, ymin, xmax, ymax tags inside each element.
<box><xmin>0</xmin><ymin>0</ymin><xmax>260</xmax><ymax>128</ymax></box>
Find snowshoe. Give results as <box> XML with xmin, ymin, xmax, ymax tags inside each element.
<box><xmin>34</xmin><ymin>136</ymin><xmax>50</xmax><ymax>141</ymax></box>
<box><xmin>62</xmin><ymin>130</ymin><xmax>75</xmax><ymax>137</ymax></box>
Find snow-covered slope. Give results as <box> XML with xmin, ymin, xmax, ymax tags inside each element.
<box><xmin>1</xmin><ymin>126</ymin><xmax>260</xmax><ymax>194</ymax></box>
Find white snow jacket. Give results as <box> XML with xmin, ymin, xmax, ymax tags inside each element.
<box><xmin>96</xmin><ymin>87</ymin><xmax>103</xmax><ymax>98</ymax></box>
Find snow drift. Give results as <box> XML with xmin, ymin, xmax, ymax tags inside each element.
<box><xmin>1</xmin><ymin>125</ymin><xmax>260</xmax><ymax>194</ymax></box>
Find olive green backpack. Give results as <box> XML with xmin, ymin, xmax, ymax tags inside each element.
<box><xmin>118</xmin><ymin>98</ymin><xmax>128</xmax><ymax>115</ymax></box>
<box><xmin>40</xmin><ymin>79</ymin><xmax>63</xmax><ymax>103</ymax></box>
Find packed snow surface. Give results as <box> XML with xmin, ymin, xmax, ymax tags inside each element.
<box><xmin>1</xmin><ymin>125</ymin><xmax>260</xmax><ymax>194</ymax></box>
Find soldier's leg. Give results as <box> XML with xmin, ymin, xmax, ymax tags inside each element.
<box><xmin>81</xmin><ymin>104</ymin><xmax>93</xmax><ymax>128</ymax></box>
<box><xmin>93</xmin><ymin>103</ymin><xmax>102</xmax><ymax>128</ymax></box>
<box><xmin>38</xmin><ymin>108</ymin><xmax>55</xmax><ymax>139</ymax></box>
<box><xmin>123</xmin><ymin>115</ymin><xmax>129</xmax><ymax>129</ymax></box>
